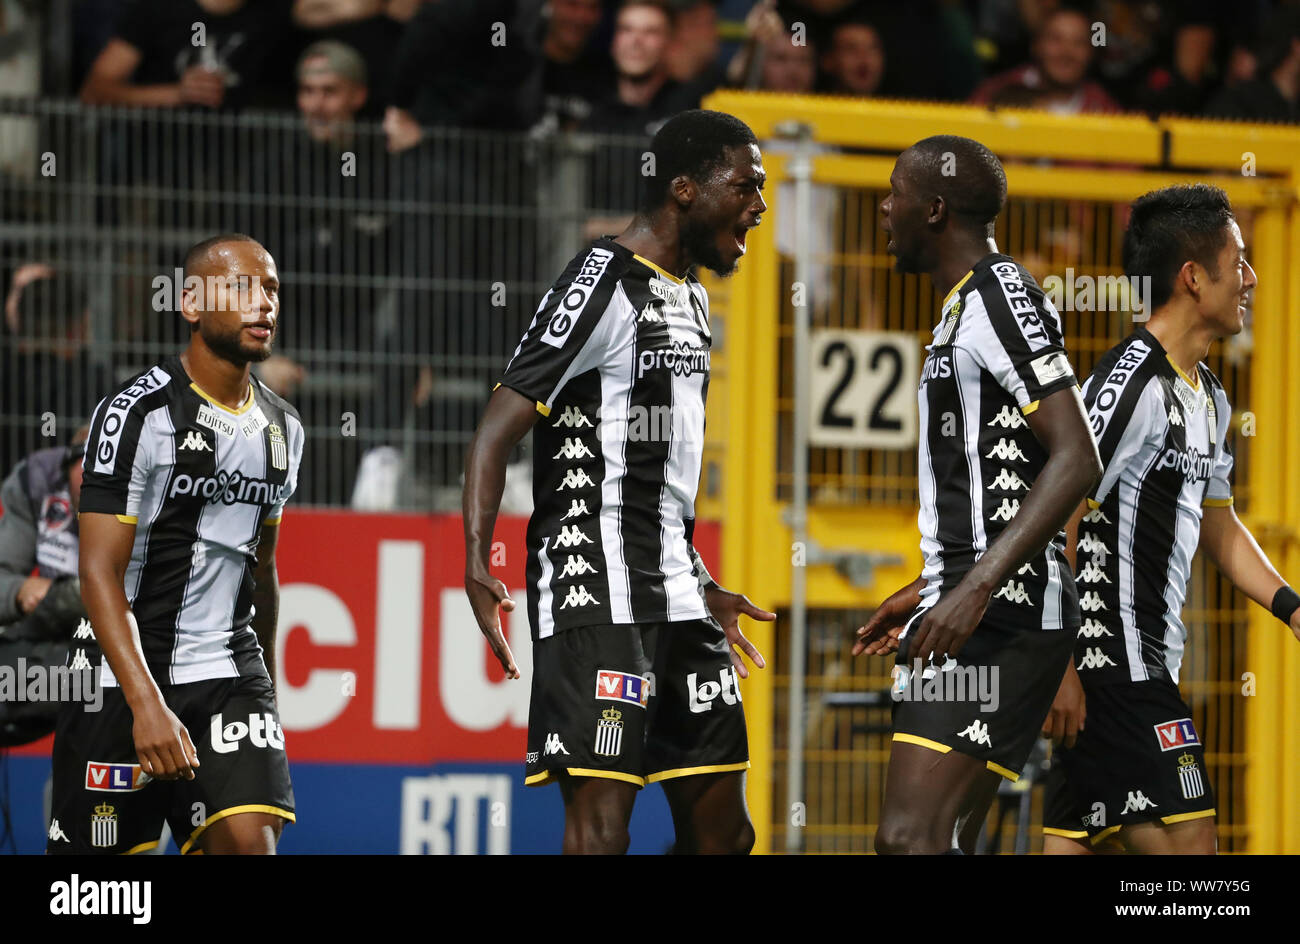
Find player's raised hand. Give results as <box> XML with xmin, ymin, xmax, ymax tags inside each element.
<box><xmin>132</xmin><ymin>697</ymin><xmax>199</xmax><ymax>781</ymax></box>
<box><xmin>1042</xmin><ymin>661</ymin><xmax>1086</xmax><ymax>748</ymax></box>
<box><xmin>907</xmin><ymin>579</ymin><xmax>989</xmax><ymax>664</ymax></box>
<box><xmin>465</xmin><ymin>570</ymin><xmax>520</xmax><ymax>679</ymax></box>
<box><xmin>852</xmin><ymin>577</ymin><xmax>924</xmax><ymax>656</ymax></box>
<box><xmin>704</xmin><ymin>586</ymin><xmax>772</xmax><ymax>679</ymax></box>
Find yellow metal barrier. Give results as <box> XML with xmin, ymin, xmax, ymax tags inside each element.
<box><xmin>700</xmin><ymin>91</ymin><xmax>1300</xmax><ymax>854</ymax></box>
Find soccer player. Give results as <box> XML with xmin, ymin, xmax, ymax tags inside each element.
<box><xmin>852</xmin><ymin>136</ymin><xmax>1102</xmax><ymax>854</ymax></box>
<box><xmin>463</xmin><ymin>110</ymin><xmax>773</xmax><ymax>855</ymax></box>
<box><xmin>47</xmin><ymin>234</ymin><xmax>304</xmax><ymax>855</ymax></box>
<box><xmin>1041</xmin><ymin>185</ymin><xmax>1292</xmax><ymax>855</ymax></box>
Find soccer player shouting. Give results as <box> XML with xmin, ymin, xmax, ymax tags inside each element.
<box><xmin>853</xmin><ymin>136</ymin><xmax>1101</xmax><ymax>854</ymax></box>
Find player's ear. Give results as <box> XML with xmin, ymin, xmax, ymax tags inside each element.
<box><xmin>929</xmin><ymin>194</ymin><xmax>946</xmax><ymax>226</ymax></box>
<box><xmin>671</xmin><ymin>174</ymin><xmax>695</xmax><ymax>209</ymax></box>
<box><xmin>179</xmin><ymin>280</ymin><xmax>201</xmax><ymax>329</ymax></box>
<box><xmin>1176</xmin><ymin>259</ymin><xmax>1201</xmax><ymax>301</ymax></box>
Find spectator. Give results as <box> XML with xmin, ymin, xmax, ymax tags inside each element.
<box><xmin>667</xmin><ymin>0</ymin><xmax>724</xmax><ymax>92</ymax></box>
<box><xmin>583</xmin><ymin>0</ymin><xmax>700</xmax><ymax>137</ymax></box>
<box><xmin>726</xmin><ymin>0</ymin><xmax>817</xmax><ymax>92</ymax></box>
<box><xmin>970</xmin><ymin>6</ymin><xmax>1120</xmax><ymax>113</ymax></box>
<box><xmin>79</xmin><ymin>0</ymin><xmax>293</xmax><ymax>111</ymax></box>
<box><xmin>289</xmin><ymin>0</ymin><xmax>404</xmax><ymax>115</ymax></box>
<box><xmin>1135</xmin><ymin>20</ymin><xmax>1218</xmax><ymax>118</ymax></box>
<box><xmin>1205</xmin><ymin>8</ymin><xmax>1300</xmax><ymax>124</ymax></box>
<box><xmin>820</xmin><ymin>16</ymin><xmax>885</xmax><ymax>97</ymax></box>
<box><xmin>295</xmin><ymin>39</ymin><xmax>369</xmax><ymax>146</ymax></box>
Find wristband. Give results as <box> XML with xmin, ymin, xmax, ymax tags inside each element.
<box><xmin>1270</xmin><ymin>586</ymin><xmax>1300</xmax><ymax>625</ymax></box>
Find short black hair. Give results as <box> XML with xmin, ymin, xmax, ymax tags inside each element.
<box><xmin>902</xmin><ymin>135</ymin><xmax>1007</xmax><ymax>229</ymax></box>
<box><xmin>639</xmin><ymin>109</ymin><xmax>758</xmax><ymax>214</ymax></box>
<box><xmin>183</xmin><ymin>232</ymin><xmax>263</xmax><ymax>280</ymax></box>
<box><xmin>1123</xmin><ymin>184</ymin><xmax>1235</xmax><ymax>310</ymax></box>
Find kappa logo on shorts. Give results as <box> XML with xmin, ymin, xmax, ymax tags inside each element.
<box><xmin>543</xmin><ymin>733</ymin><xmax>569</xmax><ymax>756</ymax></box>
<box><xmin>209</xmin><ymin>711</ymin><xmax>285</xmax><ymax>754</ymax></box>
<box><xmin>687</xmin><ymin>667</ymin><xmax>741</xmax><ymax>714</ymax></box>
<box><xmin>85</xmin><ymin>762</ymin><xmax>151</xmax><ymax>792</ymax></box>
<box><xmin>1154</xmin><ymin>717</ymin><xmax>1200</xmax><ymax>752</ymax></box>
<box><xmin>957</xmin><ymin>719</ymin><xmax>992</xmax><ymax>747</ymax></box>
<box><xmin>1120</xmin><ymin>790</ymin><xmax>1158</xmax><ymax>814</ymax></box>
<box><xmin>595</xmin><ymin>670</ymin><xmax>650</xmax><ymax>708</ymax></box>
<box><xmin>48</xmin><ymin>819</ymin><xmax>69</xmax><ymax>842</ymax></box>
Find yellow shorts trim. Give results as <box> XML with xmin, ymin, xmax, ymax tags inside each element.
<box><xmin>122</xmin><ymin>838</ymin><xmax>161</xmax><ymax>855</ymax></box>
<box><xmin>1202</xmin><ymin>497</ymin><xmax>1233</xmax><ymax>508</ymax></box>
<box><xmin>892</xmin><ymin>732</ymin><xmax>951</xmax><ymax>754</ymax></box>
<box><xmin>116</xmin><ymin>514</ymin><xmax>138</xmax><ymax>524</ymax></box>
<box><xmin>180</xmin><ymin>803</ymin><xmax>295</xmax><ymax>855</ymax></box>
<box><xmin>646</xmin><ymin>761</ymin><xmax>750</xmax><ymax>783</ymax></box>
<box><xmin>526</xmin><ymin>767</ymin><xmax>647</xmax><ymax>788</ymax></box>
<box><xmin>986</xmin><ymin>760</ymin><xmax>1020</xmax><ymax>782</ymax></box>
<box><xmin>1043</xmin><ymin>827</ymin><xmax>1090</xmax><ymax>839</ymax></box>
<box><xmin>1090</xmin><ymin>824</ymin><xmax>1122</xmax><ymax>845</ymax></box>
<box><xmin>1161</xmin><ymin>808</ymin><xmax>1216</xmax><ymax>825</ymax></box>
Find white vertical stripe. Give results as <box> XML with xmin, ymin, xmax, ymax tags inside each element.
<box><xmin>1117</xmin><ymin>473</ymin><xmax>1150</xmax><ymax>682</ymax></box>
<box><xmin>536</xmin><ymin>536</ymin><xmax>556</xmax><ymax>639</ymax></box>
<box><xmin>661</xmin><ymin>311</ymin><xmax>708</xmax><ymax>622</ymax></box>
<box><xmin>952</xmin><ymin>349</ymin><xmax>987</xmax><ymax>552</ymax></box>
<box><xmin>1042</xmin><ymin>546</ymin><xmax>1062</xmax><ymax>630</ymax></box>
<box><xmin>598</xmin><ymin>342</ymin><xmax>635</xmax><ymax>624</ymax></box>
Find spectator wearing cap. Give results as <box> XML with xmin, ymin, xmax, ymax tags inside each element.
<box><xmin>970</xmin><ymin>6</ymin><xmax>1120</xmax><ymax>114</ymax></box>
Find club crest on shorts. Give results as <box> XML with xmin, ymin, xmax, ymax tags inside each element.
<box><xmin>91</xmin><ymin>802</ymin><xmax>118</xmax><ymax>848</ymax></box>
<box><xmin>1177</xmin><ymin>752</ymin><xmax>1205</xmax><ymax>800</ymax></box>
<box><xmin>594</xmin><ymin>707</ymin><xmax>624</xmax><ymax>757</ymax></box>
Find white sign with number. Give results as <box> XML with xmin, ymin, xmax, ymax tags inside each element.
<box><xmin>808</xmin><ymin>330</ymin><xmax>918</xmax><ymax>449</ymax></box>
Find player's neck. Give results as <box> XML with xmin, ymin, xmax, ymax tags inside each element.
<box><xmin>616</xmin><ymin>217</ymin><xmax>688</xmax><ymax>279</ymax></box>
<box><xmin>181</xmin><ymin>340</ymin><xmax>253</xmax><ymax>410</ymax></box>
<box><xmin>930</xmin><ymin>234</ymin><xmax>998</xmax><ymax>301</ymax></box>
<box><xmin>1144</xmin><ymin>310</ymin><xmax>1214</xmax><ymax>380</ymax></box>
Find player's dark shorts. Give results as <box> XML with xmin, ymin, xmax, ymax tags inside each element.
<box><xmin>47</xmin><ymin>672</ymin><xmax>294</xmax><ymax>855</ymax></box>
<box><xmin>1043</xmin><ymin>678</ymin><xmax>1215</xmax><ymax>844</ymax></box>
<box><xmin>525</xmin><ymin>618</ymin><xmax>749</xmax><ymax>788</ymax></box>
<box><xmin>891</xmin><ymin>611</ymin><xmax>1073</xmax><ymax>781</ymax></box>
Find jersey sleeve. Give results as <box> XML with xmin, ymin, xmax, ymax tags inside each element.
<box><xmin>1081</xmin><ymin>368</ymin><xmax>1160</xmax><ymax>507</ymax></box>
<box><xmin>265</xmin><ymin>413</ymin><xmax>305</xmax><ymax>525</ymax></box>
<box><xmin>957</xmin><ymin>263</ymin><xmax>1078</xmax><ymax>413</ymax></box>
<box><xmin>78</xmin><ymin>393</ymin><xmax>154</xmax><ymax>523</ymax></box>
<box><xmin>1204</xmin><ymin>380</ymin><xmax>1234</xmax><ymax>506</ymax></box>
<box><xmin>497</xmin><ymin>245</ymin><xmax>623</xmax><ymax>415</ymax></box>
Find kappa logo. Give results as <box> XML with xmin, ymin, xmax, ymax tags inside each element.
<box><xmin>987</xmin><ymin>405</ymin><xmax>1027</xmax><ymax>429</ymax></box>
<box><xmin>85</xmin><ymin>762</ymin><xmax>151</xmax><ymax>793</ymax></box>
<box><xmin>559</xmin><ymin>585</ymin><xmax>600</xmax><ymax>609</ymax></box>
<box><xmin>1076</xmin><ymin>561</ymin><xmax>1111</xmax><ymax>584</ymax></box>
<box><xmin>560</xmin><ymin>498</ymin><xmax>591</xmax><ymax>520</ymax></box>
<box><xmin>553</xmin><ymin>524</ymin><xmax>594</xmax><ymax>548</ymax></box>
<box><xmin>1017</xmin><ymin>561</ymin><xmax>1038</xmax><ymax>576</ymax></box>
<box><xmin>552</xmin><ymin>406</ymin><xmax>593</xmax><ymax>428</ymax></box>
<box><xmin>73</xmin><ymin>618</ymin><xmax>94</xmax><ymax>640</ymax></box>
<box><xmin>543</xmin><ymin>732</ymin><xmax>569</xmax><ymax>756</ymax></box>
<box><xmin>48</xmin><ymin>818</ymin><xmax>69</xmax><ymax>842</ymax></box>
<box><xmin>178</xmin><ymin>430</ymin><xmax>212</xmax><ymax>452</ymax></box>
<box><xmin>1077</xmin><ymin>646</ymin><xmax>1117</xmax><ymax>670</ymax></box>
<box><xmin>1080</xmin><ymin>591</ymin><xmax>1107</xmax><ymax>612</ymax></box>
<box><xmin>958</xmin><ymin>719</ymin><xmax>992</xmax><ymax>747</ymax></box>
<box><xmin>987</xmin><ymin>468</ymin><xmax>1028</xmax><ymax>492</ymax></box>
<box><xmin>558</xmin><ymin>554</ymin><xmax>598</xmax><ymax>578</ymax></box>
<box><xmin>638</xmin><ymin>302</ymin><xmax>664</xmax><ymax>324</ymax></box>
<box><xmin>1077</xmin><ymin>618</ymin><xmax>1114</xmax><ymax>638</ymax></box>
<box><xmin>985</xmin><ymin>438</ymin><xmax>1028</xmax><ymax>462</ymax></box>
<box><xmin>595</xmin><ymin>669</ymin><xmax>650</xmax><ymax>707</ymax></box>
<box><xmin>687</xmin><ymin>667</ymin><xmax>742</xmax><ymax>713</ymax></box>
<box><xmin>993</xmin><ymin>580</ymin><xmax>1031</xmax><ymax>605</ymax></box>
<box><xmin>69</xmin><ymin>648</ymin><xmax>92</xmax><ymax>671</ymax></box>
<box><xmin>553</xmin><ymin>437</ymin><xmax>595</xmax><ymax>461</ymax></box>
<box><xmin>1077</xmin><ymin>533</ymin><xmax>1109</xmax><ymax>556</ymax></box>
<box><xmin>1082</xmin><ymin>506</ymin><xmax>1111</xmax><ymax>524</ymax></box>
<box><xmin>556</xmin><ymin>469</ymin><xmax>596</xmax><ymax>491</ymax></box>
<box><xmin>209</xmin><ymin>711</ymin><xmax>285</xmax><ymax>754</ymax></box>
<box><xmin>990</xmin><ymin>497</ymin><xmax>1020</xmax><ymax>521</ymax></box>
<box><xmin>1154</xmin><ymin>717</ymin><xmax>1200</xmax><ymax>752</ymax></box>
<box><xmin>1120</xmin><ymin>790</ymin><xmax>1158</xmax><ymax>814</ymax></box>
<box><xmin>542</xmin><ymin>246</ymin><xmax>614</xmax><ymax>349</ymax></box>
<box><xmin>1177</xmin><ymin>752</ymin><xmax>1205</xmax><ymax>800</ymax></box>
<box><xmin>1168</xmin><ymin>404</ymin><xmax>1183</xmax><ymax>426</ymax></box>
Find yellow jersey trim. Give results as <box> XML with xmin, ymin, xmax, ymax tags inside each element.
<box><xmin>1166</xmin><ymin>355</ymin><xmax>1201</xmax><ymax>391</ymax></box>
<box><xmin>1202</xmin><ymin>497</ymin><xmax>1234</xmax><ymax>508</ymax></box>
<box><xmin>493</xmin><ymin>381</ymin><xmax>551</xmax><ymax>416</ymax></box>
<box><xmin>635</xmin><ymin>253</ymin><xmax>685</xmax><ymax>284</ymax></box>
<box><xmin>116</xmin><ymin>514</ymin><xmax>138</xmax><ymax>524</ymax></box>
<box><xmin>1160</xmin><ymin>808</ymin><xmax>1216</xmax><ymax>825</ymax></box>
<box><xmin>646</xmin><ymin>761</ymin><xmax>750</xmax><ymax>783</ymax></box>
<box><xmin>892</xmin><ymin>732</ymin><xmax>952</xmax><ymax>754</ymax></box>
<box><xmin>1042</xmin><ymin>827</ymin><xmax>1090</xmax><ymax>839</ymax></box>
<box><xmin>180</xmin><ymin>803</ymin><xmax>296</xmax><ymax>855</ymax></box>
<box><xmin>190</xmin><ymin>381</ymin><xmax>256</xmax><ymax>415</ymax></box>
<box><xmin>1021</xmin><ymin>399</ymin><xmax>1041</xmax><ymax>416</ymax></box>
<box><xmin>1086</xmin><ymin>498</ymin><xmax>1101</xmax><ymax>510</ymax></box>
<box><xmin>942</xmin><ymin>270</ymin><xmax>974</xmax><ymax>310</ymax></box>
<box><xmin>263</xmin><ymin>515</ymin><xmax>282</xmax><ymax>526</ymax></box>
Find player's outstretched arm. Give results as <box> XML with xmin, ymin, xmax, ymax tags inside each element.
<box><xmin>1200</xmin><ymin>504</ymin><xmax>1300</xmax><ymax>641</ymax></box>
<box><xmin>688</xmin><ymin>545</ymin><xmax>771</xmax><ymax>676</ymax></box>
<box><xmin>252</xmin><ymin>522</ymin><xmax>282</xmax><ymax>693</ymax></box>
<box><xmin>79</xmin><ymin>512</ymin><xmax>199</xmax><ymax>780</ymax></box>
<box><xmin>909</xmin><ymin>386</ymin><xmax>1101</xmax><ymax>661</ymax></box>
<box><xmin>462</xmin><ymin>386</ymin><xmax>543</xmax><ymax>679</ymax></box>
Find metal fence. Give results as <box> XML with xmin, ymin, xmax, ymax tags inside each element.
<box><xmin>0</xmin><ymin>98</ymin><xmax>652</xmax><ymax>509</ymax></box>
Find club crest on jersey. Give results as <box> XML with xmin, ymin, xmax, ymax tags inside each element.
<box><xmin>85</xmin><ymin>762</ymin><xmax>151</xmax><ymax>793</ymax></box>
<box><xmin>543</xmin><ymin>246</ymin><xmax>614</xmax><ymax>349</ymax></box>
<box><xmin>594</xmin><ymin>707</ymin><xmax>624</xmax><ymax>756</ymax></box>
<box><xmin>595</xmin><ymin>669</ymin><xmax>650</xmax><ymax>708</ymax></box>
<box><xmin>1154</xmin><ymin>717</ymin><xmax>1200</xmax><ymax>752</ymax></box>
<box><xmin>267</xmin><ymin>423</ymin><xmax>288</xmax><ymax>470</ymax></box>
<box><xmin>196</xmin><ymin>402</ymin><xmax>237</xmax><ymax>438</ymax></box>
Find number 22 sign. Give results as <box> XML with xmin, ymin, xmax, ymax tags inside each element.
<box><xmin>808</xmin><ymin>331</ymin><xmax>918</xmax><ymax>449</ymax></box>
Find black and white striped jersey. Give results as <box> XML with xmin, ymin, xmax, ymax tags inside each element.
<box><xmin>913</xmin><ymin>253</ymin><xmax>1082</xmax><ymax>632</ymax></box>
<box><xmin>1072</xmin><ymin>328</ymin><xmax>1233</xmax><ymax>685</ymax></box>
<box><xmin>79</xmin><ymin>355</ymin><xmax>304</xmax><ymax>686</ymax></box>
<box><xmin>498</xmin><ymin>237</ymin><xmax>711</xmax><ymax>638</ymax></box>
